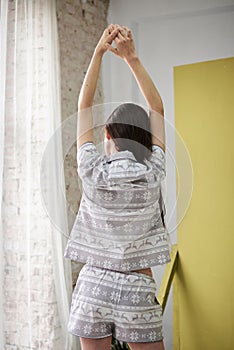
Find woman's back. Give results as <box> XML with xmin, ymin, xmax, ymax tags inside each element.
<box><xmin>64</xmin><ymin>141</ymin><xmax>170</xmax><ymax>271</ymax></box>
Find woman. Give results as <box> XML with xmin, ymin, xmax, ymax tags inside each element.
<box><xmin>64</xmin><ymin>24</ymin><xmax>171</xmax><ymax>350</ymax></box>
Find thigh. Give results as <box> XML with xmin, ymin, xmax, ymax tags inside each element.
<box><xmin>128</xmin><ymin>340</ymin><xmax>165</xmax><ymax>350</ymax></box>
<box><xmin>80</xmin><ymin>335</ymin><xmax>112</xmax><ymax>350</ymax></box>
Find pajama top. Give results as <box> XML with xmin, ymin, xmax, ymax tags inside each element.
<box><xmin>64</xmin><ymin>141</ymin><xmax>171</xmax><ymax>271</ymax></box>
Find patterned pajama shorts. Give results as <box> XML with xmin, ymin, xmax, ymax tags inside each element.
<box><xmin>67</xmin><ymin>264</ymin><xmax>163</xmax><ymax>343</ymax></box>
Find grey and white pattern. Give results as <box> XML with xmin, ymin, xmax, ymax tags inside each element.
<box><xmin>64</xmin><ymin>142</ymin><xmax>171</xmax><ymax>271</ymax></box>
<box><xmin>67</xmin><ymin>264</ymin><xmax>163</xmax><ymax>342</ymax></box>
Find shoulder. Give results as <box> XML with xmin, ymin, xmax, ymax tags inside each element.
<box><xmin>148</xmin><ymin>144</ymin><xmax>166</xmax><ymax>163</ymax></box>
<box><xmin>78</xmin><ymin>141</ymin><xmax>97</xmax><ymax>153</ymax></box>
<box><xmin>77</xmin><ymin>141</ymin><xmax>108</xmax><ymax>181</ymax></box>
<box><xmin>144</xmin><ymin>144</ymin><xmax>166</xmax><ymax>182</ymax></box>
<box><xmin>77</xmin><ymin>141</ymin><xmax>101</xmax><ymax>162</ymax></box>
<box><xmin>152</xmin><ymin>144</ymin><xmax>165</xmax><ymax>154</ymax></box>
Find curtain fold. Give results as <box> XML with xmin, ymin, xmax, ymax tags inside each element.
<box><xmin>0</xmin><ymin>1</ymin><xmax>9</xmax><ymax>348</ymax></box>
<box><xmin>0</xmin><ymin>1</ymin><xmax>76</xmax><ymax>348</ymax></box>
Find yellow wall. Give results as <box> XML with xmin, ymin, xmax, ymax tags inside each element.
<box><xmin>173</xmin><ymin>57</ymin><xmax>234</xmax><ymax>350</ymax></box>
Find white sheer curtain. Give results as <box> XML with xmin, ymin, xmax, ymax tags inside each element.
<box><xmin>0</xmin><ymin>1</ymin><xmax>77</xmax><ymax>349</ymax></box>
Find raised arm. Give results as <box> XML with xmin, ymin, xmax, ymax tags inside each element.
<box><xmin>77</xmin><ymin>25</ymin><xmax>119</xmax><ymax>149</ymax></box>
<box><xmin>106</xmin><ymin>25</ymin><xmax>165</xmax><ymax>152</ymax></box>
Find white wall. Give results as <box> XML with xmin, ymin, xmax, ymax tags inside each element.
<box><xmin>102</xmin><ymin>1</ymin><xmax>234</xmax><ymax>349</ymax></box>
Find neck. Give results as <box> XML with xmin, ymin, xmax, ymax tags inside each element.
<box><xmin>109</xmin><ymin>140</ymin><xmax>118</xmax><ymax>154</ymax></box>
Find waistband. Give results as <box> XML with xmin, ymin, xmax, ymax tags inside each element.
<box><xmin>80</xmin><ymin>263</ymin><xmax>156</xmax><ymax>283</ymax></box>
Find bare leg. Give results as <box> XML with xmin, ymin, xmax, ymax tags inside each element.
<box><xmin>128</xmin><ymin>340</ymin><xmax>165</xmax><ymax>350</ymax></box>
<box><xmin>80</xmin><ymin>336</ymin><xmax>112</xmax><ymax>350</ymax></box>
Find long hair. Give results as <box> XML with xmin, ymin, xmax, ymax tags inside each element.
<box><xmin>105</xmin><ymin>103</ymin><xmax>152</xmax><ymax>164</ymax></box>
<box><xmin>105</xmin><ymin>103</ymin><xmax>166</xmax><ymax>229</ymax></box>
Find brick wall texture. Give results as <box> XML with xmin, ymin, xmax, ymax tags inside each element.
<box><xmin>57</xmin><ymin>0</ymin><xmax>109</xmax><ymax>285</ymax></box>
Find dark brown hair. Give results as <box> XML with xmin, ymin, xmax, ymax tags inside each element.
<box><xmin>105</xmin><ymin>103</ymin><xmax>152</xmax><ymax>164</ymax></box>
<box><xmin>105</xmin><ymin>103</ymin><xmax>166</xmax><ymax>229</ymax></box>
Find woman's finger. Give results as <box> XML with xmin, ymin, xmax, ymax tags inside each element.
<box><xmin>123</xmin><ymin>26</ymin><xmax>133</xmax><ymax>39</ymax></box>
<box><xmin>114</xmin><ymin>35</ymin><xmax>120</xmax><ymax>44</ymax></box>
<box><xmin>108</xmin><ymin>23</ymin><xmax>115</xmax><ymax>33</ymax></box>
<box><xmin>118</xmin><ymin>27</ymin><xmax>128</xmax><ymax>39</ymax></box>
<box><xmin>117</xmin><ymin>31</ymin><xmax>126</xmax><ymax>41</ymax></box>
<box><xmin>107</xmin><ymin>27</ymin><xmax>120</xmax><ymax>41</ymax></box>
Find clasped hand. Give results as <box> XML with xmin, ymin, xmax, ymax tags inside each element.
<box><xmin>95</xmin><ymin>24</ymin><xmax>137</xmax><ymax>62</ymax></box>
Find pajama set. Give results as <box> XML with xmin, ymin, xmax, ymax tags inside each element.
<box><xmin>64</xmin><ymin>141</ymin><xmax>171</xmax><ymax>343</ymax></box>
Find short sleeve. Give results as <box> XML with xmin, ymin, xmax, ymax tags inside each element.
<box><xmin>147</xmin><ymin>144</ymin><xmax>166</xmax><ymax>181</ymax></box>
<box><xmin>77</xmin><ymin>142</ymin><xmax>102</xmax><ymax>181</ymax></box>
